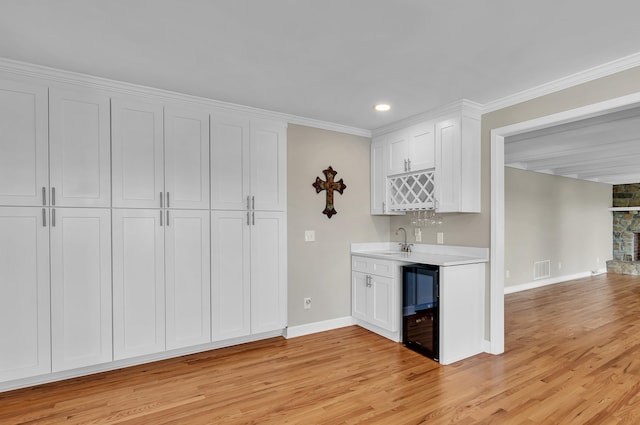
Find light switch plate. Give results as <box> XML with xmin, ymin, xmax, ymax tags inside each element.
<box><xmin>437</xmin><ymin>232</ymin><xmax>444</xmax><ymax>244</ymax></box>
<box><xmin>304</xmin><ymin>230</ymin><xmax>315</xmax><ymax>242</ymax></box>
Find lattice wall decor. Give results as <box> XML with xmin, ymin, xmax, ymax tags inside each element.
<box><xmin>388</xmin><ymin>170</ymin><xmax>435</xmax><ymax>211</ymax></box>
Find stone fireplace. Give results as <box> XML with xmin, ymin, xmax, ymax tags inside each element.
<box><xmin>607</xmin><ymin>184</ymin><xmax>640</xmax><ymax>275</ymax></box>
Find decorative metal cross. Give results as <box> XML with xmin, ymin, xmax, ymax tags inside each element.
<box><xmin>312</xmin><ymin>166</ymin><xmax>347</xmax><ymax>219</ymax></box>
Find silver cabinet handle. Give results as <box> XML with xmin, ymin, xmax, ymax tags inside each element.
<box><xmin>52</xmin><ymin>208</ymin><xmax>55</xmax><ymax>227</ymax></box>
<box><xmin>407</xmin><ymin>159</ymin><xmax>411</xmax><ymax>171</ymax></box>
<box><xmin>247</xmin><ymin>196</ymin><xmax>251</xmax><ymax>210</ymax></box>
<box><xmin>166</xmin><ymin>192</ymin><xmax>170</xmax><ymax>208</ymax></box>
<box><xmin>252</xmin><ymin>211</ymin><xmax>255</xmax><ymax>226</ymax></box>
<box><xmin>42</xmin><ymin>187</ymin><xmax>46</xmax><ymax>206</ymax></box>
<box><xmin>252</xmin><ymin>196</ymin><xmax>255</xmax><ymax>210</ymax></box>
<box><xmin>160</xmin><ymin>192</ymin><xmax>163</xmax><ymax>208</ymax></box>
<box><xmin>160</xmin><ymin>209</ymin><xmax>163</xmax><ymax>226</ymax></box>
<box><xmin>51</xmin><ymin>187</ymin><xmax>55</xmax><ymax>206</ymax></box>
<box><xmin>42</xmin><ymin>208</ymin><xmax>46</xmax><ymax>227</ymax></box>
<box><xmin>382</xmin><ymin>201</ymin><xmax>386</xmax><ymax>214</ymax></box>
<box><xmin>403</xmin><ymin>159</ymin><xmax>407</xmax><ymax>172</ymax></box>
<box><xmin>246</xmin><ymin>211</ymin><xmax>250</xmax><ymax>226</ymax></box>
<box><xmin>166</xmin><ymin>210</ymin><xmax>170</xmax><ymax>226</ymax></box>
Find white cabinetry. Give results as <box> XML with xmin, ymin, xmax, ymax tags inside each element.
<box><xmin>112</xmin><ymin>209</ymin><xmax>165</xmax><ymax>359</ymax></box>
<box><xmin>370</xmin><ymin>136</ymin><xmax>403</xmax><ymax>216</ymax></box>
<box><xmin>351</xmin><ymin>256</ymin><xmax>399</xmax><ymax>338</ymax></box>
<box><xmin>50</xmin><ymin>208</ymin><xmax>112</xmax><ymax>371</ymax></box>
<box><xmin>0</xmin><ymin>207</ymin><xmax>50</xmax><ymax>382</ymax></box>
<box><xmin>435</xmin><ymin>116</ymin><xmax>480</xmax><ymax>213</ymax></box>
<box><xmin>0</xmin><ymin>81</ymin><xmax>48</xmax><ymax>206</ymax></box>
<box><xmin>112</xmin><ymin>208</ymin><xmax>211</xmax><ymax>359</ymax></box>
<box><xmin>49</xmin><ymin>89</ymin><xmax>111</xmax><ymax>207</ymax></box>
<box><xmin>211</xmin><ymin>114</ymin><xmax>286</xmax><ymax>211</ymax></box>
<box><xmin>211</xmin><ymin>210</ymin><xmax>286</xmax><ymax>340</ymax></box>
<box><xmin>385</xmin><ymin>123</ymin><xmax>435</xmax><ymax>176</ymax></box>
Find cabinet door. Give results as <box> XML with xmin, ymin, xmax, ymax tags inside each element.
<box><xmin>370</xmin><ymin>138</ymin><xmax>386</xmax><ymax>215</ymax></box>
<box><xmin>165</xmin><ymin>107</ymin><xmax>210</xmax><ymax>210</ymax></box>
<box><xmin>210</xmin><ymin>113</ymin><xmax>250</xmax><ymax>210</ymax></box>
<box><xmin>352</xmin><ymin>272</ymin><xmax>368</xmax><ymax>321</ymax></box>
<box><xmin>112</xmin><ymin>209</ymin><xmax>165</xmax><ymax>360</ymax></box>
<box><xmin>408</xmin><ymin>121</ymin><xmax>435</xmax><ymax>172</ymax></box>
<box><xmin>435</xmin><ymin>118</ymin><xmax>461</xmax><ymax>212</ymax></box>
<box><xmin>250</xmin><ymin>119</ymin><xmax>286</xmax><ymax>211</ymax></box>
<box><xmin>0</xmin><ymin>81</ymin><xmax>48</xmax><ymax>206</ymax></box>
<box><xmin>386</xmin><ymin>129</ymin><xmax>409</xmax><ymax>176</ymax></box>
<box><xmin>112</xmin><ymin>98</ymin><xmax>164</xmax><ymax>208</ymax></box>
<box><xmin>250</xmin><ymin>211</ymin><xmax>286</xmax><ymax>333</ymax></box>
<box><xmin>50</xmin><ymin>208</ymin><xmax>112</xmax><ymax>372</ymax></box>
<box><xmin>370</xmin><ymin>275</ymin><xmax>396</xmax><ymax>332</ymax></box>
<box><xmin>0</xmin><ymin>207</ymin><xmax>50</xmax><ymax>381</ymax></box>
<box><xmin>166</xmin><ymin>210</ymin><xmax>211</xmax><ymax>350</ymax></box>
<box><xmin>211</xmin><ymin>210</ymin><xmax>250</xmax><ymax>340</ymax></box>
<box><xmin>49</xmin><ymin>89</ymin><xmax>111</xmax><ymax>207</ymax></box>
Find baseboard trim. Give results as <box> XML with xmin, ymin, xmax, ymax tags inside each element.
<box><xmin>504</xmin><ymin>269</ymin><xmax>606</xmax><ymax>294</ymax></box>
<box><xmin>284</xmin><ymin>316</ymin><xmax>355</xmax><ymax>338</ymax></box>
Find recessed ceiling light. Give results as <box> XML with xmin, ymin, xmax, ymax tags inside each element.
<box><xmin>373</xmin><ymin>103</ymin><xmax>391</xmax><ymax>112</ymax></box>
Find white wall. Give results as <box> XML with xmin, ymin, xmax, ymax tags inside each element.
<box><xmin>287</xmin><ymin>124</ymin><xmax>389</xmax><ymax>327</ymax></box>
<box><xmin>504</xmin><ymin>168</ymin><xmax>612</xmax><ymax>288</ymax></box>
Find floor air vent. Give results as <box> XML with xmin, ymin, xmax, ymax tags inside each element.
<box><xmin>533</xmin><ymin>260</ymin><xmax>551</xmax><ymax>280</ymax></box>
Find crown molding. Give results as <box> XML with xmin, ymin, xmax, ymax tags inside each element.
<box><xmin>0</xmin><ymin>57</ymin><xmax>371</xmax><ymax>138</ymax></box>
<box><xmin>372</xmin><ymin>99</ymin><xmax>483</xmax><ymax>137</ymax></box>
<box><xmin>483</xmin><ymin>51</ymin><xmax>640</xmax><ymax>113</ymax></box>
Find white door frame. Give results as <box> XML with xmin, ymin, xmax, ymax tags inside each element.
<box><xmin>489</xmin><ymin>91</ymin><xmax>640</xmax><ymax>354</ymax></box>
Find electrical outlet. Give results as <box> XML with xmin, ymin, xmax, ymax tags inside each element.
<box><xmin>304</xmin><ymin>297</ymin><xmax>312</xmax><ymax>310</ymax></box>
<box><xmin>506</xmin><ymin>270</ymin><xmax>510</xmax><ymax>278</ymax></box>
<box><xmin>436</xmin><ymin>232</ymin><xmax>444</xmax><ymax>244</ymax></box>
<box><xmin>304</xmin><ymin>230</ymin><xmax>315</xmax><ymax>242</ymax></box>
<box><xmin>558</xmin><ymin>262</ymin><xmax>562</xmax><ymax>270</ymax></box>
<box><xmin>414</xmin><ymin>227</ymin><xmax>422</xmax><ymax>242</ymax></box>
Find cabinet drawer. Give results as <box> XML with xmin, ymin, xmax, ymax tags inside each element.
<box><xmin>351</xmin><ymin>255</ymin><xmax>394</xmax><ymax>278</ymax></box>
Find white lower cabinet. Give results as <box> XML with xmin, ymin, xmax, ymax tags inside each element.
<box><xmin>50</xmin><ymin>208</ymin><xmax>112</xmax><ymax>372</ymax></box>
<box><xmin>351</xmin><ymin>256</ymin><xmax>398</xmax><ymax>335</ymax></box>
<box><xmin>211</xmin><ymin>210</ymin><xmax>286</xmax><ymax>340</ymax></box>
<box><xmin>112</xmin><ymin>209</ymin><xmax>211</xmax><ymax>359</ymax></box>
<box><xmin>0</xmin><ymin>207</ymin><xmax>51</xmax><ymax>382</ymax></box>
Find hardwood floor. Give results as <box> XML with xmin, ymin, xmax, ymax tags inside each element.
<box><xmin>2</xmin><ymin>273</ymin><xmax>640</xmax><ymax>424</ymax></box>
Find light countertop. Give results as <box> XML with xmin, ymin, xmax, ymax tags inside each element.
<box><xmin>351</xmin><ymin>242</ymin><xmax>489</xmax><ymax>267</ymax></box>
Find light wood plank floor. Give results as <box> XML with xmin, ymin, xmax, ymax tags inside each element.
<box><xmin>2</xmin><ymin>273</ymin><xmax>640</xmax><ymax>424</ymax></box>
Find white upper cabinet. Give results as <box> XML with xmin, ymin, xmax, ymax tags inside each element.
<box><xmin>165</xmin><ymin>209</ymin><xmax>211</xmax><ymax>350</ymax></box>
<box><xmin>211</xmin><ymin>114</ymin><xmax>286</xmax><ymax>211</ymax></box>
<box><xmin>210</xmin><ymin>113</ymin><xmax>250</xmax><ymax>210</ymax></box>
<box><xmin>49</xmin><ymin>89</ymin><xmax>111</xmax><ymax>207</ymax></box>
<box><xmin>435</xmin><ymin>115</ymin><xmax>480</xmax><ymax>213</ymax></box>
<box><xmin>0</xmin><ymin>207</ymin><xmax>51</xmax><ymax>382</ymax></box>
<box><xmin>50</xmin><ymin>208</ymin><xmax>112</xmax><ymax>372</ymax></box>
<box><xmin>386</xmin><ymin>129</ymin><xmax>410</xmax><ymax>176</ymax></box>
<box><xmin>111</xmin><ymin>98</ymin><xmax>164</xmax><ymax>209</ymax></box>
<box><xmin>164</xmin><ymin>107</ymin><xmax>210</xmax><ymax>210</ymax></box>
<box><xmin>370</xmin><ymin>137</ymin><xmax>387</xmax><ymax>215</ymax></box>
<box><xmin>0</xmin><ymin>81</ymin><xmax>48</xmax><ymax>206</ymax></box>
<box><xmin>250</xmin><ymin>119</ymin><xmax>287</xmax><ymax>211</ymax></box>
<box><xmin>385</xmin><ymin>122</ymin><xmax>435</xmax><ymax>176</ymax></box>
<box><xmin>407</xmin><ymin>121</ymin><xmax>435</xmax><ymax>171</ymax></box>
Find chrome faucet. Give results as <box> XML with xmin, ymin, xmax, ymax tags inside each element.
<box><xmin>395</xmin><ymin>227</ymin><xmax>412</xmax><ymax>253</ymax></box>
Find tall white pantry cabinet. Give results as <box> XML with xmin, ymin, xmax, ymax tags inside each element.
<box><xmin>0</xmin><ymin>70</ymin><xmax>288</xmax><ymax>390</ymax></box>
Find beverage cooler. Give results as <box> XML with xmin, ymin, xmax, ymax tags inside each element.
<box><xmin>402</xmin><ymin>263</ymin><xmax>439</xmax><ymax>361</ymax></box>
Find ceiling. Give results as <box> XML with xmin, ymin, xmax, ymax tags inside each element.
<box><xmin>1</xmin><ymin>1</ymin><xmax>640</xmax><ymax>185</ymax></box>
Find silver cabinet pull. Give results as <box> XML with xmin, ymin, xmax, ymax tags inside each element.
<box><xmin>252</xmin><ymin>196</ymin><xmax>255</xmax><ymax>210</ymax></box>
<box><xmin>166</xmin><ymin>210</ymin><xmax>169</xmax><ymax>226</ymax></box>
<box><xmin>51</xmin><ymin>187</ymin><xmax>55</xmax><ymax>206</ymax></box>
<box><xmin>407</xmin><ymin>159</ymin><xmax>411</xmax><ymax>171</ymax></box>
<box><xmin>42</xmin><ymin>187</ymin><xmax>46</xmax><ymax>206</ymax></box>
<box><xmin>246</xmin><ymin>211</ymin><xmax>250</xmax><ymax>226</ymax></box>
<box><xmin>246</xmin><ymin>196</ymin><xmax>251</xmax><ymax>210</ymax></box>
<box><xmin>160</xmin><ymin>209</ymin><xmax>163</xmax><ymax>226</ymax></box>
<box><xmin>160</xmin><ymin>192</ymin><xmax>163</xmax><ymax>208</ymax></box>
<box><xmin>382</xmin><ymin>201</ymin><xmax>386</xmax><ymax>213</ymax></box>
<box><xmin>166</xmin><ymin>192</ymin><xmax>170</xmax><ymax>208</ymax></box>
<box><xmin>42</xmin><ymin>208</ymin><xmax>46</xmax><ymax>227</ymax></box>
<box><xmin>52</xmin><ymin>208</ymin><xmax>55</xmax><ymax>227</ymax></box>
<box><xmin>252</xmin><ymin>211</ymin><xmax>255</xmax><ymax>226</ymax></box>
<box><xmin>403</xmin><ymin>159</ymin><xmax>407</xmax><ymax>172</ymax></box>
